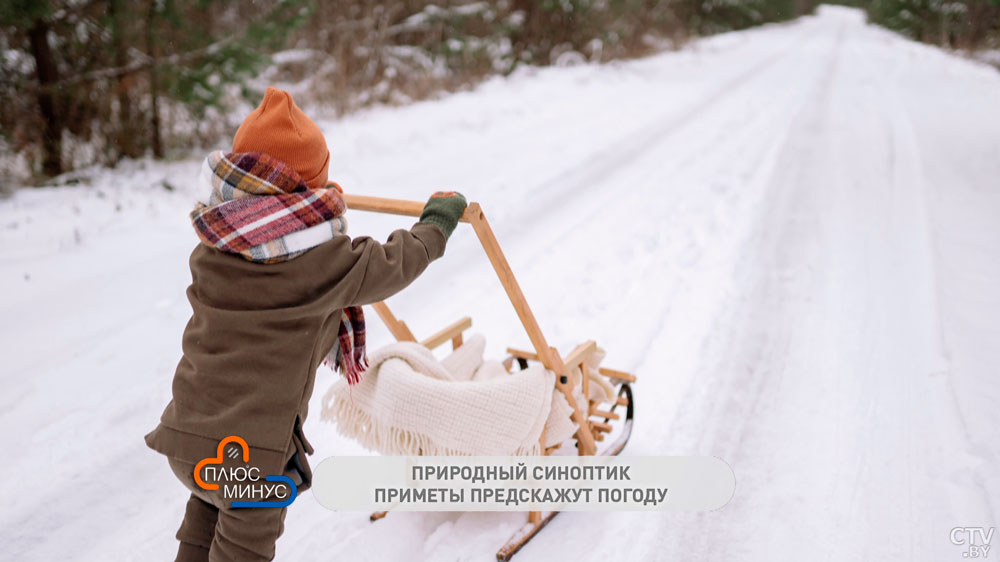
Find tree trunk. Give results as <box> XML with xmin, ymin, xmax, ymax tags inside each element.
<box><xmin>147</xmin><ymin>0</ymin><xmax>164</xmax><ymax>158</ymax></box>
<box><xmin>110</xmin><ymin>0</ymin><xmax>140</xmax><ymax>161</ymax></box>
<box><xmin>28</xmin><ymin>19</ymin><xmax>62</xmax><ymax>178</ymax></box>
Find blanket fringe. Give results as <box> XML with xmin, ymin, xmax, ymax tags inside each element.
<box><xmin>320</xmin><ymin>388</ymin><xmax>543</xmax><ymax>457</ymax></box>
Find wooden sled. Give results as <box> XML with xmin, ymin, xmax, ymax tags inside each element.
<box><xmin>342</xmin><ymin>194</ymin><xmax>638</xmax><ymax>561</ymax></box>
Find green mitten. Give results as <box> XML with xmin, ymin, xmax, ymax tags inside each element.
<box><xmin>419</xmin><ymin>191</ymin><xmax>468</xmax><ymax>240</ymax></box>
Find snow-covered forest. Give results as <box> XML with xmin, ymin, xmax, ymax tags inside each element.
<box><xmin>2</xmin><ymin>2</ymin><xmax>999</xmax><ymax>561</ymax></box>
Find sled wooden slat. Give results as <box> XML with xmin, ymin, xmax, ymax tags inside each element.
<box><xmin>371</xmin><ymin>301</ymin><xmax>416</xmax><ymax>342</ymax></box>
<box><xmin>564</xmin><ymin>341</ymin><xmax>595</xmax><ymax>406</ymax></box>
<box><xmin>589</xmin><ymin>408</ymin><xmax>620</xmax><ymax>420</ymax></box>
<box><xmin>506</xmin><ymin>347</ymin><xmax>539</xmax><ymax>361</ymax></box>
<box><xmin>507</xmin><ymin>342</ymin><xmax>595</xmax><ymax>368</ymax></box>
<box><xmin>420</xmin><ymin>316</ymin><xmax>472</xmax><ymax>350</ymax></box>
<box><xmin>563</xmin><ymin>340</ymin><xmax>596</xmax><ymax>368</ymax></box>
<box><xmin>616</xmin><ymin>396</ymin><xmax>630</xmax><ymax>407</ymax></box>
<box><xmin>598</xmin><ymin>367</ymin><xmax>637</xmax><ymax>383</ymax></box>
<box><xmin>590</xmin><ymin>421</ymin><xmax>613</xmax><ymax>433</ymax></box>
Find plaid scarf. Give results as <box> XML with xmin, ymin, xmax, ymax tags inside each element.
<box><xmin>191</xmin><ymin>150</ymin><xmax>369</xmax><ymax>386</ymax></box>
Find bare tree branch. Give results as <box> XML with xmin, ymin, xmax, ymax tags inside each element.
<box><xmin>29</xmin><ymin>33</ymin><xmax>241</xmax><ymax>93</ymax></box>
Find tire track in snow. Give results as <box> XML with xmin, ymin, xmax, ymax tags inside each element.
<box><xmin>847</xmin><ymin>23</ymin><xmax>999</xmax><ymax>543</ymax></box>
<box><xmin>643</xmin><ymin>16</ymin><xmax>993</xmax><ymax>561</ymax></box>
<box><xmin>508</xmin><ymin>24</ymin><xmax>817</xmax><ymax>239</ymax></box>
<box><xmin>641</xmin><ymin>22</ymin><xmax>852</xmax><ymax>560</ymax></box>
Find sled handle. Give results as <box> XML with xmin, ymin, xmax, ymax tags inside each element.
<box><xmin>342</xmin><ymin>192</ymin><xmax>598</xmax><ymax>456</ymax></box>
<box><xmin>342</xmin><ymin>193</ymin><xmax>477</xmax><ymax>223</ymax></box>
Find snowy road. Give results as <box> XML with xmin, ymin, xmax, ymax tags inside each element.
<box><xmin>2</xmin><ymin>6</ymin><xmax>998</xmax><ymax>561</ymax></box>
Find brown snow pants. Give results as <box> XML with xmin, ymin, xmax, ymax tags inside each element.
<box><xmin>167</xmin><ymin>451</ymin><xmax>307</xmax><ymax>562</ymax></box>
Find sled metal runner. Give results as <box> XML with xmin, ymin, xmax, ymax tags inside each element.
<box><xmin>343</xmin><ymin>194</ymin><xmax>637</xmax><ymax>561</ymax></box>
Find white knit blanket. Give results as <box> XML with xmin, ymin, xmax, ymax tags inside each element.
<box><xmin>320</xmin><ymin>334</ymin><xmax>578</xmax><ymax>456</ymax></box>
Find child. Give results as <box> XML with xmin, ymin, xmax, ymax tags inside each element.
<box><xmin>144</xmin><ymin>86</ymin><xmax>467</xmax><ymax>562</ymax></box>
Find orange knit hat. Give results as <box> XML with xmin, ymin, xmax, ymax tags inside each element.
<box><xmin>232</xmin><ymin>86</ymin><xmax>330</xmax><ymax>189</ymax></box>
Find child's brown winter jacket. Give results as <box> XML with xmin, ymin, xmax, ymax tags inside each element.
<box><xmin>144</xmin><ymin>222</ymin><xmax>446</xmax><ymax>484</ymax></box>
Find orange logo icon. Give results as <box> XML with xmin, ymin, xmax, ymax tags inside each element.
<box><xmin>194</xmin><ymin>435</ymin><xmax>249</xmax><ymax>490</ymax></box>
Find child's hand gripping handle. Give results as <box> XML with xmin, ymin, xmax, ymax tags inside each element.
<box><xmin>342</xmin><ymin>193</ymin><xmax>474</xmax><ymax>239</ymax></box>
<box><xmin>342</xmin><ymin>193</ymin><xmax>475</xmax><ymax>221</ymax></box>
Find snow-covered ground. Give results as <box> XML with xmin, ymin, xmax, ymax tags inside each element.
<box><xmin>2</xmin><ymin>5</ymin><xmax>998</xmax><ymax>561</ymax></box>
